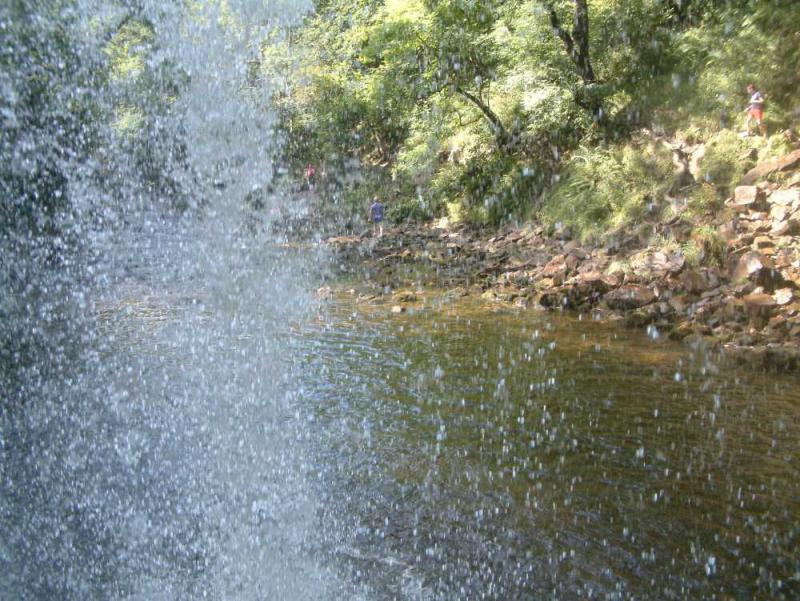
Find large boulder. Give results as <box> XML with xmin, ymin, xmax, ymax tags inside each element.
<box><xmin>731</xmin><ymin>185</ymin><xmax>767</xmax><ymax>211</ymax></box>
<box><xmin>769</xmin><ymin>188</ymin><xmax>800</xmax><ymax>207</ymax></box>
<box><xmin>561</xmin><ymin>271</ymin><xmax>619</xmax><ymax>307</ymax></box>
<box><xmin>740</xmin><ymin>149</ymin><xmax>800</xmax><ymax>185</ymax></box>
<box><xmin>629</xmin><ymin>249</ymin><xmax>685</xmax><ymax>280</ymax></box>
<box><xmin>731</xmin><ymin>250</ymin><xmax>774</xmax><ymax>282</ymax></box>
<box><xmin>541</xmin><ymin>254</ymin><xmax>568</xmax><ymax>286</ymax></box>
<box><xmin>604</xmin><ymin>285</ymin><xmax>656</xmax><ymax>311</ymax></box>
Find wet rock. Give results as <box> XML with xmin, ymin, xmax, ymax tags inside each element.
<box><xmin>624</xmin><ymin>305</ymin><xmax>661</xmax><ymax>328</ymax></box>
<box><xmin>669</xmin><ymin>322</ymin><xmax>694</xmax><ymax>341</ymax></box>
<box><xmin>538</xmin><ymin>289</ymin><xmax>568</xmax><ymax>308</ymax></box>
<box><xmin>604</xmin><ymin>285</ymin><xmax>656</xmax><ymax>311</ymax></box>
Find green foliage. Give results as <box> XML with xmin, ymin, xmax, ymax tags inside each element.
<box><xmin>692</xmin><ymin>224</ymin><xmax>728</xmax><ymax>268</ymax></box>
<box><xmin>658</xmin><ymin>3</ymin><xmax>800</xmax><ymax>134</ymax></box>
<box><xmin>387</xmin><ymin>198</ymin><xmax>431</xmax><ymax>223</ymax></box>
<box><xmin>266</xmin><ymin>0</ymin><xmax>800</xmax><ymax>229</ymax></box>
<box><xmin>104</xmin><ymin>19</ymin><xmax>153</xmax><ymax>82</ymax></box>
<box><xmin>0</xmin><ymin>0</ymin><xmax>102</xmax><ymax>239</ymax></box>
<box><xmin>695</xmin><ymin>130</ymin><xmax>755</xmax><ymax>197</ymax></box>
<box><xmin>685</xmin><ymin>182</ymin><xmax>722</xmax><ymax>218</ymax></box>
<box><xmin>540</xmin><ymin>139</ymin><xmax>674</xmax><ymax>241</ymax></box>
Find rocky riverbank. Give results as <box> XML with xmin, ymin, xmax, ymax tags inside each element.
<box><xmin>323</xmin><ymin>149</ymin><xmax>800</xmax><ymax>370</ymax></box>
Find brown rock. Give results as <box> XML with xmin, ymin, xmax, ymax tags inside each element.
<box><xmin>669</xmin><ymin>322</ymin><xmax>694</xmax><ymax>341</ymax></box>
<box><xmin>444</xmin><ymin>287</ymin><xmax>469</xmax><ymax>299</ymax></box>
<box><xmin>770</xmin><ymin>205</ymin><xmax>789</xmax><ymax>222</ymax></box>
<box><xmin>769</xmin><ymin>314</ymin><xmax>787</xmax><ymax>329</ymax></box>
<box><xmin>768</xmin><ymin>188</ymin><xmax>800</xmax><ymax>207</ymax></box>
<box><xmin>741</xmin><ymin>211</ymin><xmax>769</xmax><ymax>222</ymax></box>
<box><xmin>680</xmin><ymin>269</ymin><xmax>709</xmax><ymax>294</ymax></box>
<box><xmin>720</xmin><ymin>298</ymin><xmax>748</xmax><ymax>322</ymax></box>
<box><xmin>742</xmin><ymin>292</ymin><xmax>776</xmax><ymax>307</ymax></box>
<box><xmin>564</xmin><ymin>253</ymin><xmax>581</xmax><ymax>271</ymax></box>
<box><xmin>718</xmin><ymin>219</ymin><xmax>739</xmax><ymax>241</ymax></box>
<box><xmin>634</xmin><ymin>250</ymin><xmax>686</xmax><ymax>278</ymax></box>
<box><xmin>753</xmin><ymin>235</ymin><xmax>775</xmax><ymax>250</ymax></box>
<box><xmin>773</xmin><ymin>248</ymin><xmax>799</xmax><ymax>269</ymax></box>
<box><xmin>731</xmin><ymin>251</ymin><xmax>774</xmax><ymax>281</ymax></box>
<box><xmin>315</xmin><ymin>286</ymin><xmax>333</xmax><ymax>299</ymax></box>
<box><xmin>668</xmin><ymin>295</ymin><xmax>689</xmax><ymax>313</ymax></box>
<box><xmin>733</xmin><ymin>185</ymin><xmax>763</xmax><ymax>208</ymax></box>
<box><xmin>392</xmin><ymin>290</ymin><xmax>418</xmax><ymax>303</ymax></box>
<box><xmin>740</xmin><ymin>149</ymin><xmax>800</xmax><ymax>185</ymax></box>
<box><xmin>538</xmin><ymin>289</ymin><xmax>568</xmax><ymax>308</ymax></box>
<box><xmin>567</xmin><ymin>247</ymin><xmax>590</xmax><ymax>260</ymax></box>
<box><xmin>774</xmin><ymin>288</ymin><xmax>794</xmax><ymax>305</ymax></box>
<box><xmin>604</xmin><ymin>285</ymin><xmax>656</xmax><ymax>311</ymax></box>
<box><xmin>542</xmin><ymin>255</ymin><xmax>568</xmax><ymax>285</ymax></box>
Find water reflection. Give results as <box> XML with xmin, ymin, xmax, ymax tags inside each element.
<box><xmin>299</xmin><ymin>296</ymin><xmax>800</xmax><ymax>600</ymax></box>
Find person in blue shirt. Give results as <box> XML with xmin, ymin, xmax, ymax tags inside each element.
<box><xmin>368</xmin><ymin>197</ymin><xmax>385</xmax><ymax>237</ymax></box>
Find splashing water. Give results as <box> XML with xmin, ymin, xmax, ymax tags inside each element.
<box><xmin>0</xmin><ymin>1</ymin><xmax>358</xmax><ymax>599</ymax></box>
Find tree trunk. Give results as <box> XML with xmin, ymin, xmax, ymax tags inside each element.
<box><xmin>544</xmin><ymin>0</ymin><xmax>603</xmax><ymax>121</ymax></box>
<box><xmin>454</xmin><ymin>85</ymin><xmax>514</xmax><ymax>151</ymax></box>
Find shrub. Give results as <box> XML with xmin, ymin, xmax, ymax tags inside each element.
<box><xmin>695</xmin><ymin>130</ymin><xmax>754</xmax><ymax>197</ymax></box>
<box><xmin>540</xmin><ymin>140</ymin><xmax>674</xmax><ymax>242</ymax></box>
<box><xmin>686</xmin><ymin>182</ymin><xmax>722</xmax><ymax>218</ymax></box>
<box><xmin>387</xmin><ymin>198</ymin><xmax>430</xmax><ymax>223</ymax></box>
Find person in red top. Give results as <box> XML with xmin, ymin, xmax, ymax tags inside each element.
<box><xmin>304</xmin><ymin>163</ymin><xmax>316</xmax><ymax>191</ymax></box>
<box><xmin>744</xmin><ymin>84</ymin><xmax>766</xmax><ymax>137</ymax></box>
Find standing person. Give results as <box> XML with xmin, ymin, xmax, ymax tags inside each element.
<box><xmin>744</xmin><ymin>84</ymin><xmax>766</xmax><ymax>137</ymax></box>
<box><xmin>304</xmin><ymin>163</ymin><xmax>316</xmax><ymax>191</ymax></box>
<box><xmin>368</xmin><ymin>197</ymin><xmax>385</xmax><ymax>238</ymax></box>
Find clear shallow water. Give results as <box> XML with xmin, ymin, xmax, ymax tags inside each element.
<box><xmin>298</xmin><ymin>297</ymin><xmax>800</xmax><ymax>600</ymax></box>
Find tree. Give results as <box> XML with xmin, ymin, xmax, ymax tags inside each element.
<box><xmin>541</xmin><ymin>0</ymin><xmax>603</xmax><ymax>122</ymax></box>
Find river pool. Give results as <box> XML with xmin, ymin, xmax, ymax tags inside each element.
<box><xmin>297</xmin><ymin>294</ymin><xmax>800</xmax><ymax>600</ymax></box>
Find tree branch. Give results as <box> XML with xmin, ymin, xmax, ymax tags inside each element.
<box><xmin>454</xmin><ymin>85</ymin><xmax>507</xmax><ymax>139</ymax></box>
